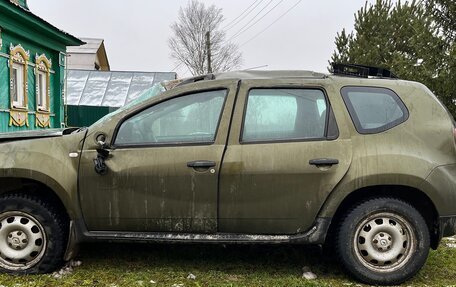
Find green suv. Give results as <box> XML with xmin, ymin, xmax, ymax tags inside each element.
<box><xmin>0</xmin><ymin>64</ymin><xmax>455</xmax><ymax>285</ymax></box>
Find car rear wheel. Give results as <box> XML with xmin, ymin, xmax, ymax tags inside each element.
<box><xmin>336</xmin><ymin>197</ymin><xmax>430</xmax><ymax>285</ymax></box>
<box><xmin>0</xmin><ymin>193</ymin><xmax>67</xmax><ymax>274</ymax></box>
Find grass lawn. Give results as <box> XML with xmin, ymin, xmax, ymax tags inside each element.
<box><xmin>0</xmin><ymin>238</ymin><xmax>455</xmax><ymax>287</ymax></box>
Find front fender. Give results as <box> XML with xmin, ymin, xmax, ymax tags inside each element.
<box><xmin>0</xmin><ymin>131</ymin><xmax>87</xmax><ymax>219</ymax></box>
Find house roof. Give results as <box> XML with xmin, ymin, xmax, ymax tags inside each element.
<box><xmin>66</xmin><ymin>70</ymin><xmax>177</xmax><ymax>107</ymax></box>
<box><xmin>0</xmin><ymin>0</ymin><xmax>84</xmax><ymax>49</ymax></box>
<box><xmin>67</xmin><ymin>38</ymin><xmax>104</xmax><ymax>54</ymax></box>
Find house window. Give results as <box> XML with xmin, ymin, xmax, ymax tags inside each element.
<box><xmin>11</xmin><ymin>62</ymin><xmax>25</xmax><ymax>108</ymax></box>
<box><xmin>35</xmin><ymin>54</ymin><xmax>51</xmax><ymax>112</ymax></box>
<box><xmin>37</xmin><ymin>71</ymin><xmax>47</xmax><ymax>110</ymax></box>
<box><xmin>9</xmin><ymin>44</ymin><xmax>29</xmax><ymax>111</ymax></box>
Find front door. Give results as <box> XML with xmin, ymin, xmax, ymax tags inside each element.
<box><xmin>78</xmin><ymin>80</ymin><xmax>238</xmax><ymax>233</ymax></box>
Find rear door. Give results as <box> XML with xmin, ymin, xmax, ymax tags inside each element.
<box><xmin>219</xmin><ymin>79</ymin><xmax>352</xmax><ymax>234</ymax></box>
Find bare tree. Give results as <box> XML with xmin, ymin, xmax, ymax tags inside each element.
<box><xmin>168</xmin><ymin>0</ymin><xmax>243</xmax><ymax>76</ymax></box>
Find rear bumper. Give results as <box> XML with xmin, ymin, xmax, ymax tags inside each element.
<box><xmin>425</xmin><ymin>164</ymin><xmax>456</xmax><ymax>216</ymax></box>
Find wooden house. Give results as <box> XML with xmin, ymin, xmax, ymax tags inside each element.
<box><xmin>0</xmin><ymin>0</ymin><xmax>83</xmax><ymax>132</ymax></box>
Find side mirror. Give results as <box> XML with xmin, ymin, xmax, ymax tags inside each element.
<box><xmin>96</xmin><ymin>133</ymin><xmax>109</xmax><ymax>149</ymax></box>
<box><xmin>94</xmin><ymin>134</ymin><xmax>110</xmax><ymax>175</ymax></box>
<box><xmin>97</xmin><ymin>140</ymin><xmax>108</xmax><ymax>149</ymax></box>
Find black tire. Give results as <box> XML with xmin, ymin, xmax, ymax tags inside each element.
<box><xmin>335</xmin><ymin>197</ymin><xmax>430</xmax><ymax>285</ymax></box>
<box><xmin>0</xmin><ymin>193</ymin><xmax>68</xmax><ymax>274</ymax></box>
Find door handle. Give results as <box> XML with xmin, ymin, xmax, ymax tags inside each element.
<box><xmin>309</xmin><ymin>158</ymin><xmax>339</xmax><ymax>166</ymax></box>
<box><xmin>187</xmin><ymin>160</ymin><xmax>216</xmax><ymax>168</ymax></box>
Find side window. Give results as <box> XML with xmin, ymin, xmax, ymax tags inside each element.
<box><xmin>341</xmin><ymin>86</ymin><xmax>408</xmax><ymax>134</ymax></box>
<box><xmin>115</xmin><ymin>89</ymin><xmax>227</xmax><ymax>145</ymax></box>
<box><xmin>242</xmin><ymin>88</ymin><xmax>327</xmax><ymax>142</ymax></box>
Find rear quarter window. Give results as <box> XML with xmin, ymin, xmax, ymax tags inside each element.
<box><xmin>341</xmin><ymin>86</ymin><xmax>409</xmax><ymax>134</ymax></box>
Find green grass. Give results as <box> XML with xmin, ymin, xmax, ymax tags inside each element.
<box><xmin>1</xmin><ymin>239</ymin><xmax>456</xmax><ymax>287</ymax></box>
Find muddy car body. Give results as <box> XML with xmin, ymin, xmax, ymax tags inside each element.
<box><xmin>1</xmin><ymin>66</ymin><xmax>455</xmax><ymax>284</ymax></box>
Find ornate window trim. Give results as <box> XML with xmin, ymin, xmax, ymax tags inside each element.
<box><xmin>9</xmin><ymin>44</ymin><xmax>29</xmax><ymax>110</ymax></box>
<box><xmin>35</xmin><ymin>54</ymin><xmax>51</xmax><ymax>112</ymax></box>
<box><xmin>9</xmin><ymin>44</ymin><xmax>30</xmax><ymax>127</ymax></box>
<box><xmin>35</xmin><ymin>54</ymin><xmax>52</xmax><ymax>128</ymax></box>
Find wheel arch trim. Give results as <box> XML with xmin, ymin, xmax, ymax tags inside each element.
<box><xmin>0</xmin><ymin>170</ymin><xmax>78</xmax><ymax>220</ymax></box>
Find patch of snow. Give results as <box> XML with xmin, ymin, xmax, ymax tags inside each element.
<box><xmin>70</xmin><ymin>260</ymin><xmax>82</xmax><ymax>267</ymax></box>
<box><xmin>414</xmin><ymin>59</ymin><xmax>424</xmax><ymax>66</ymax></box>
<box><xmin>226</xmin><ymin>275</ymin><xmax>240</xmax><ymax>281</ymax></box>
<box><xmin>302</xmin><ymin>266</ymin><xmax>317</xmax><ymax>280</ymax></box>
<box><xmin>445</xmin><ymin>236</ymin><xmax>456</xmax><ymax>242</ymax></box>
<box><xmin>51</xmin><ymin>260</ymin><xmax>82</xmax><ymax>279</ymax></box>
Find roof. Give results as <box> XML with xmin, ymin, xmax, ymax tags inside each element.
<box><xmin>0</xmin><ymin>1</ymin><xmax>84</xmax><ymax>48</ymax></box>
<box><xmin>66</xmin><ymin>70</ymin><xmax>177</xmax><ymax>107</ymax></box>
<box><xmin>178</xmin><ymin>66</ymin><xmax>398</xmax><ymax>86</ymax></box>
<box><xmin>67</xmin><ymin>38</ymin><xmax>110</xmax><ymax>71</ymax></box>
<box><xmin>67</xmin><ymin>38</ymin><xmax>104</xmax><ymax>54</ymax></box>
<box><xmin>214</xmin><ymin>70</ymin><xmax>328</xmax><ymax>80</ymax></box>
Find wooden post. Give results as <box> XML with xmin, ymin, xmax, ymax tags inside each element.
<box><xmin>206</xmin><ymin>31</ymin><xmax>212</xmax><ymax>74</ymax></box>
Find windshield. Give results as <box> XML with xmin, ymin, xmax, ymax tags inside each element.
<box><xmin>90</xmin><ymin>82</ymin><xmax>166</xmax><ymax>126</ymax></box>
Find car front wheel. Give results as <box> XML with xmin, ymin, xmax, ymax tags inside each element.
<box><xmin>336</xmin><ymin>197</ymin><xmax>430</xmax><ymax>285</ymax></box>
<box><xmin>0</xmin><ymin>193</ymin><xmax>67</xmax><ymax>274</ymax></box>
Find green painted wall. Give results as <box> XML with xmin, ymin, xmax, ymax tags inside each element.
<box><xmin>67</xmin><ymin>105</ymin><xmax>116</xmax><ymax>127</ymax></box>
<box><xmin>0</xmin><ymin>31</ymin><xmax>62</xmax><ymax>132</ymax></box>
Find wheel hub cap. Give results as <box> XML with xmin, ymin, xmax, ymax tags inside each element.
<box><xmin>7</xmin><ymin>230</ymin><xmax>29</xmax><ymax>250</ymax></box>
<box><xmin>372</xmin><ymin>232</ymin><xmax>393</xmax><ymax>251</ymax></box>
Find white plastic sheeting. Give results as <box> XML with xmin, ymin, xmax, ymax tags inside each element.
<box><xmin>66</xmin><ymin>70</ymin><xmax>176</xmax><ymax>107</ymax></box>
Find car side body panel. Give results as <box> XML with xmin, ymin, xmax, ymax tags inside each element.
<box><xmin>0</xmin><ymin>71</ymin><xmax>454</xmax><ymax>248</ymax></box>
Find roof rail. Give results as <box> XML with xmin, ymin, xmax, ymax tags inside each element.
<box><xmin>176</xmin><ymin>74</ymin><xmax>215</xmax><ymax>87</ymax></box>
<box><xmin>331</xmin><ymin>63</ymin><xmax>398</xmax><ymax>79</ymax></box>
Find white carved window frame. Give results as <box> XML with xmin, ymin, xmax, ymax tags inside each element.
<box><xmin>35</xmin><ymin>54</ymin><xmax>52</xmax><ymax>112</ymax></box>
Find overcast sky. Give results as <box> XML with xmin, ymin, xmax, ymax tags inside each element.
<box><xmin>28</xmin><ymin>0</ymin><xmax>378</xmax><ymax>77</ymax></box>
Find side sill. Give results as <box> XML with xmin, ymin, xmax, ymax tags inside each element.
<box><xmin>74</xmin><ymin>217</ymin><xmax>331</xmax><ymax>245</ymax></box>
